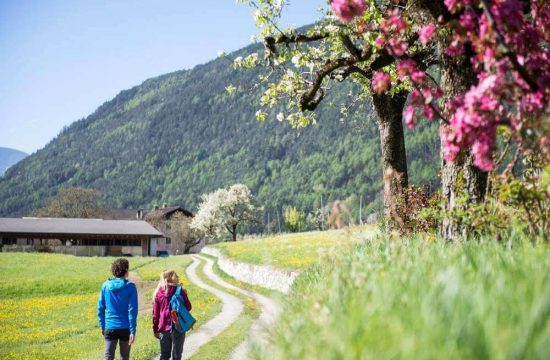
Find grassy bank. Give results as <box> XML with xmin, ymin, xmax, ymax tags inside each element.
<box><xmin>0</xmin><ymin>253</ymin><xmax>222</xmax><ymax>360</ymax></box>
<box><xmin>250</xmin><ymin>235</ymin><xmax>550</xmax><ymax>359</ymax></box>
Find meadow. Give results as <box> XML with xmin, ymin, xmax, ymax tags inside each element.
<box><xmin>246</xmin><ymin>232</ymin><xmax>550</xmax><ymax>360</ymax></box>
<box><xmin>0</xmin><ymin>253</ymin><xmax>221</xmax><ymax>360</ymax></box>
<box><xmin>212</xmin><ymin>225</ymin><xmax>376</xmax><ymax>269</ymax></box>
<box><xmin>1</xmin><ymin>227</ymin><xmax>548</xmax><ymax>360</ymax></box>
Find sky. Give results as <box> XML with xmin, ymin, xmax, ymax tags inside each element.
<box><xmin>0</xmin><ymin>0</ymin><xmax>324</xmax><ymax>154</ymax></box>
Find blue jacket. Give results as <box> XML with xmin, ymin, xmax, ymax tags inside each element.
<box><xmin>97</xmin><ymin>278</ymin><xmax>138</xmax><ymax>335</ymax></box>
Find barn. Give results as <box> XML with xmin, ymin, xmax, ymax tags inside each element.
<box><xmin>0</xmin><ymin>217</ymin><xmax>164</xmax><ymax>256</ymax></box>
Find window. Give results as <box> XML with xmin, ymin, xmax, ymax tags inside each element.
<box><xmin>166</xmin><ymin>237</ymin><xmax>171</xmax><ymax>245</ymax></box>
<box><xmin>130</xmin><ymin>239</ymin><xmax>141</xmax><ymax>247</ymax></box>
<box><xmin>2</xmin><ymin>238</ymin><xmax>16</xmax><ymax>245</ymax></box>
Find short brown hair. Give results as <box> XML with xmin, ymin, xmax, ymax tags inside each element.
<box><xmin>111</xmin><ymin>258</ymin><xmax>129</xmax><ymax>278</ymax></box>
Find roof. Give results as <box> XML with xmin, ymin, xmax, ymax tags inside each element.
<box><xmin>103</xmin><ymin>206</ymin><xmax>193</xmax><ymax>221</ymax></box>
<box><xmin>102</xmin><ymin>209</ymin><xmax>141</xmax><ymax>220</ymax></box>
<box><xmin>0</xmin><ymin>218</ymin><xmax>164</xmax><ymax>237</ymax></box>
<box><xmin>145</xmin><ymin>206</ymin><xmax>193</xmax><ymax>220</ymax></box>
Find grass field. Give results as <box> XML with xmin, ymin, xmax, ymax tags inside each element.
<box><xmin>0</xmin><ymin>253</ymin><xmax>222</xmax><ymax>360</ymax></box>
<box><xmin>246</xmin><ymin>234</ymin><xmax>550</xmax><ymax>359</ymax></box>
<box><xmin>213</xmin><ymin>226</ymin><xmax>376</xmax><ymax>269</ymax></box>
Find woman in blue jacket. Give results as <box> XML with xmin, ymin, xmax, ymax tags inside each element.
<box><xmin>98</xmin><ymin>258</ymin><xmax>138</xmax><ymax>360</ymax></box>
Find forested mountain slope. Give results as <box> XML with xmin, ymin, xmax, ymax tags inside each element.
<box><xmin>0</xmin><ymin>43</ymin><xmax>439</xmax><ymax>217</ymax></box>
<box><xmin>0</xmin><ymin>147</ymin><xmax>27</xmax><ymax>176</ymax></box>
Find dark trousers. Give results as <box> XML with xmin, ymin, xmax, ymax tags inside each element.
<box><xmin>104</xmin><ymin>329</ymin><xmax>131</xmax><ymax>360</ymax></box>
<box><xmin>159</xmin><ymin>331</ymin><xmax>185</xmax><ymax>360</ymax></box>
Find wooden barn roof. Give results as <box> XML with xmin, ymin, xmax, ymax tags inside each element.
<box><xmin>0</xmin><ymin>218</ymin><xmax>164</xmax><ymax>237</ymax></box>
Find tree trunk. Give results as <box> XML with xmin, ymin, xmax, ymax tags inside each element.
<box><xmin>439</xmin><ymin>39</ymin><xmax>488</xmax><ymax>241</ymax></box>
<box><xmin>372</xmin><ymin>91</ymin><xmax>409</xmax><ymax>229</ymax></box>
<box><xmin>231</xmin><ymin>224</ymin><xmax>237</xmax><ymax>241</ymax></box>
<box><xmin>404</xmin><ymin>0</ymin><xmax>488</xmax><ymax>240</ymax></box>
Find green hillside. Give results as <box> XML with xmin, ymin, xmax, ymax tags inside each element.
<box><xmin>0</xmin><ymin>43</ymin><xmax>439</xmax><ymax>217</ymax></box>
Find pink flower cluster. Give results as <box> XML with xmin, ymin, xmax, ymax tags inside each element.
<box><xmin>419</xmin><ymin>23</ymin><xmax>436</xmax><ymax>45</ymax></box>
<box><xmin>372</xmin><ymin>71</ymin><xmax>391</xmax><ymax>94</ymax></box>
<box><xmin>442</xmin><ymin>0</ymin><xmax>550</xmax><ymax>170</ymax></box>
<box><xmin>396</xmin><ymin>59</ymin><xmax>442</xmax><ymax>128</ymax></box>
<box><xmin>330</xmin><ymin>0</ymin><xmax>366</xmax><ymax>23</ymax></box>
<box><xmin>331</xmin><ymin>0</ymin><xmax>549</xmax><ymax>171</ymax></box>
<box><xmin>442</xmin><ymin>75</ymin><xmax>504</xmax><ymax>170</ymax></box>
<box><xmin>376</xmin><ymin>9</ymin><xmax>409</xmax><ymax>56</ymax></box>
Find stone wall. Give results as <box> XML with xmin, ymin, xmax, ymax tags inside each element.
<box><xmin>201</xmin><ymin>246</ymin><xmax>299</xmax><ymax>294</ymax></box>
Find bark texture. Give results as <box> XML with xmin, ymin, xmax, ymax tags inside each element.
<box><xmin>439</xmin><ymin>33</ymin><xmax>488</xmax><ymax>241</ymax></box>
<box><xmin>372</xmin><ymin>91</ymin><xmax>409</xmax><ymax>228</ymax></box>
<box><xmin>408</xmin><ymin>0</ymin><xmax>488</xmax><ymax>240</ymax></box>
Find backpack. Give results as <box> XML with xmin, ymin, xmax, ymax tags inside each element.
<box><xmin>169</xmin><ymin>286</ymin><xmax>196</xmax><ymax>333</ymax></box>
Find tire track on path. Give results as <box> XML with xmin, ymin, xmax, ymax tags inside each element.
<box><xmin>153</xmin><ymin>256</ymin><xmax>243</xmax><ymax>359</ymax></box>
<box><xmin>194</xmin><ymin>255</ymin><xmax>280</xmax><ymax>360</ymax></box>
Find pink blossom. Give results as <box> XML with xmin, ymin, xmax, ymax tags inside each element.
<box><xmin>444</xmin><ymin>0</ymin><xmax>460</xmax><ymax>13</ymax></box>
<box><xmin>372</xmin><ymin>71</ymin><xmax>391</xmax><ymax>94</ymax></box>
<box><xmin>404</xmin><ymin>106</ymin><xmax>416</xmax><ymax>128</ymax></box>
<box><xmin>396</xmin><ymin>59</ymin><xmax>418</xmax><ymax>80</ymax></box>
<box><xmin>380</xmin><ymin>10</ymin><xmax>406</xmax><ymax>33</ymax></box>
<box><xmin>459</xmin><ymin>10</ymin><xmax>477</xmax><ymax>34</ymax></box>
<box><xmin>388</xmin><ymin>9</ymin><xmax>407</xmax><ymax>33</ymax></box>
<box><xmin>330</xmin><ymin>0</ymin><xmax>366</xmax><ymax>23</ymax></box>
<box><xmin>423</xmin><ymin>105</ymin><xmax>435</xmax><ymax>120</ymax></box>
<box><xmin>520</xmin><ymin>92</ymin><xmax>545</xmax><ymax>113</ymax></box>
<box><xmin>387</xmin><ymin>38</ymin><xmax>408</xmax><ymax>56</ymax></box>
<box><xmin>472</xmin><ymin>135</ymin><xmax>496</xmax><ymax>171</ymax></box>
<box><xmin>419</xmin><ymin>23</ymin><xmax>436</xmax><ymax>45</ymax></box>
<box><xmin>374</xmin><ymin>35</ymin><xmax>385</xmax><ymax>47</ymax></box>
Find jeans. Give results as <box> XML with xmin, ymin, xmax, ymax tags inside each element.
<box><xmin>159</xmin><ymin>331</ymin><xmax>185</xmax><ymax>360</ymax></box>
<box><xmin>104</xmin><ymin>329</ymin><xmax>131</xmax><ymax>360</ymax></box>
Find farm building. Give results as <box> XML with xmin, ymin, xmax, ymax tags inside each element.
<box><xmin>104</xmin><ymin>205</ymin><xmax>199</xmax><ymax>255</ymax></box>
<box><xmin>0</xmin><ymin>217</ymin><xmax>164</xmax><ymax>256</ymax></box>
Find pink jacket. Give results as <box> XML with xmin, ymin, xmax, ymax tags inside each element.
<box><xmin>152</xmin><ymin>285</ymin><xmax>192</xmax><ymax>333</ymax></box>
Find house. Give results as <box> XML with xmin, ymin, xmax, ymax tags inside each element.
<box><xmin>0</xmin><ymin>217</ymin><xmax>164</xmax><ymax>256</ymax></box>
<box><xmin>104</xmin><ymin>204</ymin><xmax>196</xmax><ymax>255</ymax></box>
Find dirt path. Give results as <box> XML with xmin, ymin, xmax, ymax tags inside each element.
<box><xmin>153</xmin><ymin>255</ymin><xmax>244</xmax><ymax>359</ymax></box>
<box><xmin>194</xmin><ymin>255</ymin><xmax>280</xmax><ymax>360</ymax></box>
<box><xmin>128</xmin><ymin>271</ymin><xmax>157</xmax><ymax>315</ymax></box>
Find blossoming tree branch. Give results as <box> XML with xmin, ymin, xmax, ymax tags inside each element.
<box><xmin>233</xmin><ymin>0</ymin><xmax>549</xmax><ymax>239</ymax></box>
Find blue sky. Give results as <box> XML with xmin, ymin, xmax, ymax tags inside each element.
<box><xmin>0</xmin><ymin>0</ymin><xmax>323</xmax><ymax>154</ymax></box>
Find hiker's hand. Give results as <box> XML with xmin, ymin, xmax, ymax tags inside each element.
<box><xmin>101</xmin><ymin>330</ymin><xmax>104</xmax><ymax>336</ymax></box>
<box><xmin>154</xmin><ymin>333</ymin><xmax>160</xmax><ymax>339</ymax></box>
<box><xmin>129</xmin><ymin>334</ymin><xmax>135</xmax><ymax>345</ymax></box>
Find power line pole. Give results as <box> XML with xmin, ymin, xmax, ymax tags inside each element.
<box><xmin>359</xmin><ymin>195</ymin><xmax>363</xmax><ymax>225</ymax></box>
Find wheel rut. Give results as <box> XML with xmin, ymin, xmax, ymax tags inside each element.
<box><xmin>152</xmin><ymin>254</ymin><xmax>280</xmax><ymax>360</ymax></box>
<box><xmin>194</xmin><ymin>255</ymin><xmax>280</xmax><ymax>360</ymax></box>
<box><xmin>152</xmin><ymin>256</ymin><xmax>242</xmax><ymax>359</ymax></box>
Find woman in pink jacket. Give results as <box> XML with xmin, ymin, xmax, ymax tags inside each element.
<box><xmin>152</xmin><ymin>269</ymin><xmax>192</xmax><ymax>360</ymax></box>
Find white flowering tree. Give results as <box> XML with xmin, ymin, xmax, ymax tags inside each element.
<box><xmin>191</xmin><ymin>184</ymin><xmax>263</xmax><ymax>242</ymax></box>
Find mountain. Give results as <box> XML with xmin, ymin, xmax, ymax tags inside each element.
<box><xmin>0</xmin><ymin>147</ymin><xmax>27</xmax><ymax>176</ymax></box>
<box><xmin>0</xmin><ymin>43</ymin><xmax>439</xmax><ymax>218</ymax></box>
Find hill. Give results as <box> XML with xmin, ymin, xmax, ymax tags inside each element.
<box><xmin>0</xmin><ymin>43</ymin><xmax>439</xmax><ymax>217</ymax></box>
<box><xmin>0</xmin><ymin>147</ymin><xmax>27</xmax><ymax>176</ymax></box>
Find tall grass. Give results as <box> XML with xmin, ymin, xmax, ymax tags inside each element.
<box><xmin>253</xmin><ymin>235</ymin><xmax>550</xmax><ymax>359</ymax></box>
